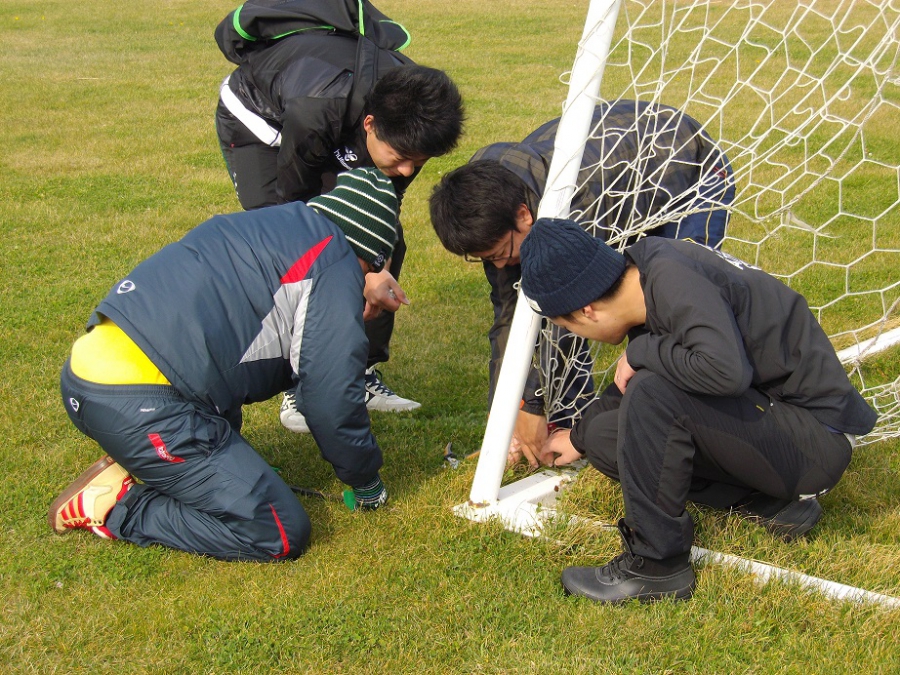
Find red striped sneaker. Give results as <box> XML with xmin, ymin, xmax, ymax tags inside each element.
<box><xmin>49</xmin><ymin>456</ymin><xmax>134</xmax><ymax>538</ymax></box>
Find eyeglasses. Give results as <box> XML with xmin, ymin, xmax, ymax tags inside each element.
<box><xmin>464</xmin><ymin>231</ymin><xmax>516</xmax><ymax>264</ymax></box>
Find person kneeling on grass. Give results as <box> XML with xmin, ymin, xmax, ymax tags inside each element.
<box><xmin>50</xmin><ymin>167</ymin><xmax>400</xmax><ymax>561</ymax></box>
<box><xmin>519</xmin><ymin>218</ymin><xmax>877</xmax><ymax>604</ymax></box>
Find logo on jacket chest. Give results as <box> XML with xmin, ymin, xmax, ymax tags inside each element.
<box><xmin>117</xmin><ymin>279</ymin><xmax>136</xmax><ymax>294</ymax></box>
<box><xmin>334</xmin><ymin>146</ymin><xmax>359</xmax><ymax>170</ymax></box>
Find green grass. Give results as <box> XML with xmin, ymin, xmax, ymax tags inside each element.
<box><xmin>2</xmin><ymin>1</ymin><xmax>899</xmax><ymax>673</ymax></box>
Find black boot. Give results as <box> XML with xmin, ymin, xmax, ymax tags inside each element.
<box><xmin>735</xmin><ymin>493</ymin><xmax>823</xmax><ymax>541</ymax></box>
<box><xmin>561</xmin><ymin>520</ymin><xmax>696</xmax><ymax>604</ymax></box>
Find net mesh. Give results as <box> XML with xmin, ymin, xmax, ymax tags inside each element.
<box><xmin>538</xmin><ymin>0</ymin><xmax>900</xmax><ymax>444</ymax></box>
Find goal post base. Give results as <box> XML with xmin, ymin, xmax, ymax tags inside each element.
<box><xmin>453</xmin><ymin>471</ymin><xmax>900</xmax><ymax>609</ymax></box>
<box><xmin>453</xmin><ymin>469</ymin><xmax>579</xmax><ymax>538</ymax></box>
<box><xmin>690</xmin><ymin>547</ymin><xmax>900</xmax><ymax>610</ymax></box>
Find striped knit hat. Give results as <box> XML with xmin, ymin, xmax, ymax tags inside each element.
<box><xmin>308</xmin><ymin>168</ymin><xmax>399</xmax><ymax>270</ymax></box>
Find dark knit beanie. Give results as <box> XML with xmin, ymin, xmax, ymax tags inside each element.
<box><xmin>308</xmin><ymin>168</ymin><xmax>399</xmax><ymax>269</ymax></box>
<box><xmin>520</xmin><ymin>218</ymin><xmax>626</xmax><ymax>317</ymax></box>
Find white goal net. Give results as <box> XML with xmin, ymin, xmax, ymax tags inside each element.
<box><xmin>534</xmin><ymin>0</ymin><xmax>900</xmax><ymax>447</ymax></box>
<box><xmin>458</xmin><ymin>0</ymin><xmax>900</xmax><ymax>605</ymax></box>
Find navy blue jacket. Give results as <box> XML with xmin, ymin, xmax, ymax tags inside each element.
<box><xmin>89</xmin><ymin>202</ymin><xmax>381</xmax><ymax>487</ymax></box>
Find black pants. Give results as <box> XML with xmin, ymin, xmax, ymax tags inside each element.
<box><xmin>216</xmin><ymin>102</ymin><xmax>402</xmax><ymax>367</ymax></box>
<box><xmin>571</xmin><ymin>370</ymin><xmax>853</xmax><ymax>560</ymax></box>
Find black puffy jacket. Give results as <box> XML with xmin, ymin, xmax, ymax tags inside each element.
<box><xmin>216</xmin><ymin>0</ymin><xmax>414</xmax><ymax>202</ymax></box>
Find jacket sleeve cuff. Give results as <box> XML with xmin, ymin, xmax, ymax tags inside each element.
<box><xmin>568</xmin><ymin>419</ymin><xmax>588</xmax><ymax>455</ymax></box>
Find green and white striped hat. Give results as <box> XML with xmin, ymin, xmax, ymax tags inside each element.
<box><xmin>308</xmin><ymin>168</ymin><xmax>399</xmax><ymax>269</ymax></box>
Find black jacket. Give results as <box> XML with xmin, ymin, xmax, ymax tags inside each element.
<box><xmin>216</xmin><ymin>0</ymin><xmax>415</xmax><ymax>202</ymax></box>
<box><xmin>625</xmin><ymin>238</ymin><xmax>877</xmax><ymax>435</ymax></box>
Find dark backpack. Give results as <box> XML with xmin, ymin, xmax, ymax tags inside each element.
<box><xmin>215</xmin><ymin>0</ymin><xmax>411</xmax><ymax>65</ymax></box>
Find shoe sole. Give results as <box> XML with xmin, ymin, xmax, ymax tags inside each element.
<box><xmin>48</xmin><ymin>455</ymin><xmax>116</xmax><ymax>534</ymax></box>
<box><xmin>366</xmin><ymin>399</ymin><xmax>422</xmax><ymax>413</ymax></box>
<box><xmin>562</xmin><ymin>581</ymin><xmax>695</xmax><ymax>604</ymax></box>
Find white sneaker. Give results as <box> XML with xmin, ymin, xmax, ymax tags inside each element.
<box><xmin>365</xmin><ymin>367</ymin><xmax>421</xmax><ymax>412</ymax></box>
<box><xmin>280</xmin><ymin>391</ymin><xmax>310</xmax><ymax>433</ymax></box>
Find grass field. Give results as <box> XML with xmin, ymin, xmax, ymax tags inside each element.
<box><xmin>2</xmin><ymin>1</ymin><xmax>899</xmax><ymax>673</ymax></box>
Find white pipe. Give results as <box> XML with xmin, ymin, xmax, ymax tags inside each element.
<box><xmin>463</xmin><ymin>473</ymin><xmax>900</xmax><ymax>609</ymax></box>
<box><xmin>467</xmin><ymin>296</ymin><xmax>544</xmax><ymax>505</ymax></box>
<box><xmin>538</xmin><ymin>0</ymin><xmax>623</xmax><ymax>221</ymax></box>
<box><xmin>691</xmin><ymin>546</ymin><xmax>900</xmax><ymax>609</ymax></box>
<box><xmin>836</xmin><ymin>326</ymin><xmax>900</xmax><ymax>365</ymax></box>
<box><xmin>468</xmin><ymin>0</ymin><xmax>624</xmax><ymax>504</ymax></box>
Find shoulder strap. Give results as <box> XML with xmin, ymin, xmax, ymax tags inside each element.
<box><xmin>343</xmin><ymin>34</ymin><xmax>413</xmax><ymax>130</ymax></box>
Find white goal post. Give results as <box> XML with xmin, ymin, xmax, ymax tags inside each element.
<box><xmin>455</xmin><ymin>0</ymin><xmax>900</xmax><ymax>607</ymax></box>
<box><xmin>466</xmin><ymin>0</ymin><xmax>624</xmax><ymax>506</ymax></box>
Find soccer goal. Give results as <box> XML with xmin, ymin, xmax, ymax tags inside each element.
<box><xmin>455</xmin><ymin>0</ymin><xmax>900</xmax><ymax>606</ymax></box>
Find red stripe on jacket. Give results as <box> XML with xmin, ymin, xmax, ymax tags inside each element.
<box><xmin>281</xmin><ymin>236</ymin><xmax>332</xmax><ymax>284</ymax></box>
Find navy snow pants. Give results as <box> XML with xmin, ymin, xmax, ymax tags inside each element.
<box><xmin>61</xmin><ymin>363</ymin><xmax>311</xmax><ymax>561</ymax></box>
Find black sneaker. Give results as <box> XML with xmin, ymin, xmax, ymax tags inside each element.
<box><xmin>561</xmin><ymin>520</ymin><xmax>696</xmax><ymax>604</ymax></box>
<box><xmin>735</xmin><ymin>493</ymin><xmax>823</xmax><ymax>541</ymax></box>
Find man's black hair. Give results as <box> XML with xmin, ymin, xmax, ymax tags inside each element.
<box><xmin>365</xmin><ymin>65</ymin><xmax>464</xmax><ymax>159</ymax></box>
<box><xmin>429</xmin><ymin>160</ymin><xmax>528</xmax><ymax>255</ymax></box>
